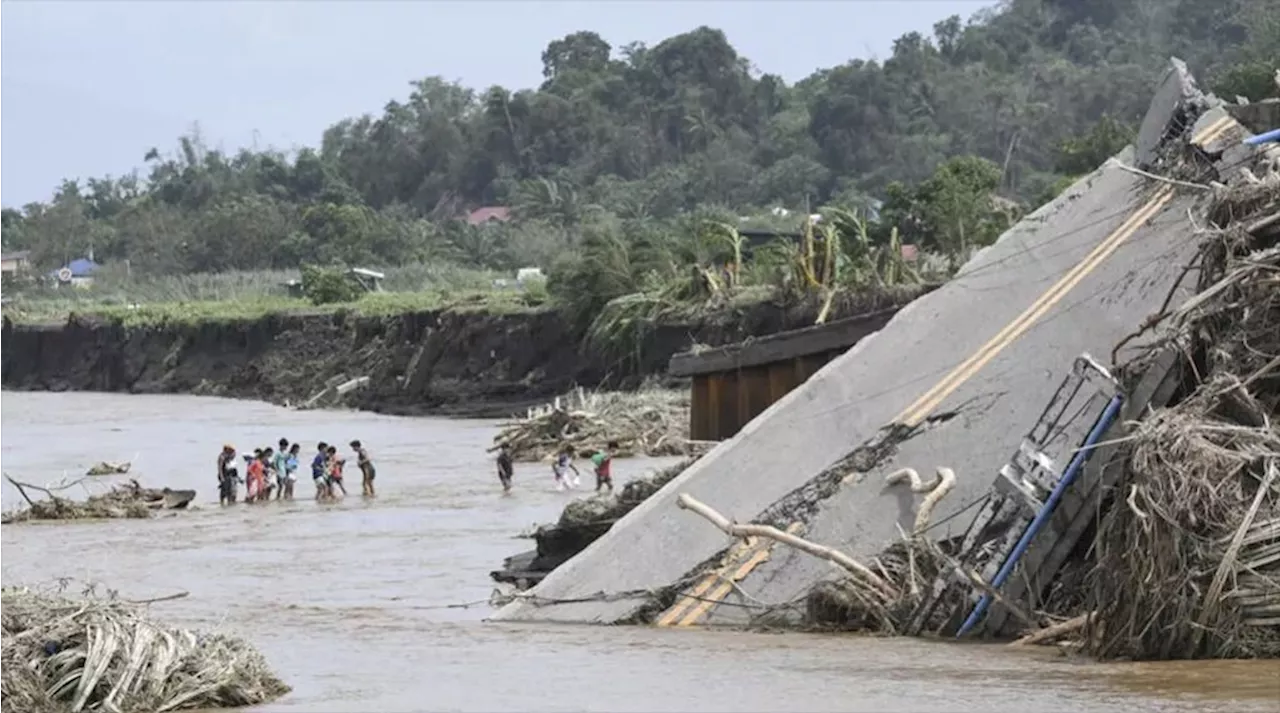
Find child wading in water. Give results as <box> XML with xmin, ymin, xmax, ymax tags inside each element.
<box><xmin>272</xmin><ymin>439</ymin><xmax>290</xmax><ymax>501</ymax></box>
<box><xmin>245</xmin><ymin>451</ymin><xmax>266</xmax><ymax>502</ymax></box>
<box><xmin>260</xmin><ymin>447</ymin><xmax>278</xmax><ymax>501</ymax></box>
<box><xmin>496</xmin><ymin>444</ymin><xmax>514</xmax><ymax>493</ymax></box>
<box><xmin>591</xmin><ymin>441</ymin><xmax>618</xmax><ymax>493</ymax></box>
<box><xmin>351</xmin><ymin>440</ymin><xmax>376</xmax><ymax>497</ymax></box>
<box><xmin>312</xmin><ymin>442</ymin><xmax>331</xmax><ymax>501</ymax></box>
<box><xmin>217</xmin><ymin>444</ymin><xmax>239</xmax><ymax>505</ymax></box>
<box><xmin>283</xmin><ymin>442</ymin><xmax>301</xmax><ymax>500</ymax></box>
<box><xmin>552</xmin><ymin>444</ymin><xmax>580</xmax><ymax>491</ymax></box>
<box><xmin>326</xmin><ymin>445</ymin><xmax>348</xmax><ymax>497</ymax></box>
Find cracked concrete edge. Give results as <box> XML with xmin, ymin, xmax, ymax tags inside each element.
<box><xmin>1136</xmin><ymin>57</ymin><xmax>1209</xmax><ymax>170</ymax></box>
<box><xmin>636</xmin><ymin>422</ymin><xmax>928</xmax><ymax>625</ymax></box>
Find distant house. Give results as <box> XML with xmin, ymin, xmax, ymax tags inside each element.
<box><xmin>1</xmin><ymin>250</ymin><xmax>31</xmax><ymax>275</ymax></box>
<box><xmin>466</xmin><ymin>206</ymin><xmax>513</xmax><ymax>227</ymax></box>
<box><xmin>49</xmin><ymin>257</ymin><xmax>101</xmax><ymax>288</ymax></box>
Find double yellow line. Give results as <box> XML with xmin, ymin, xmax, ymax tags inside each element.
<box><xmin>656</xmin><ymin>523</ymin><xmax>803</xmax><ymax>627</ymax></box>
<box><xmin>656</xmin><ymin>180</ymin><xmax>1180</xmax><ymax>628</ymax></box>
<box><xmin>891</xmin><ymin>184</ymin><xmax>1175</xmax><ymax>428</ymax></box>
<box><xmin>1192</xmin><ymin>114</ymin><xmax>1237</xmax><ymax>148</ymax></box>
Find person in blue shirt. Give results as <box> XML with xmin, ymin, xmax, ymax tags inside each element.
<box><xmin>311</xmin><ymin>441</ymin><xmax>331</xmax><ymax>501</ymax></box>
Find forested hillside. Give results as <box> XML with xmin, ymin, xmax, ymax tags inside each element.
<box><xmin>3</xmin><ymin>0</ymin><xmax>1276</xmax><ymax>279</ymax></box>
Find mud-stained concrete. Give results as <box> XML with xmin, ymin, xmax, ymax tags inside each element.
<box><xmin>4</xmin><ymin>391</ymin><xmax>1278</xmax><ymax>712</ymax></box>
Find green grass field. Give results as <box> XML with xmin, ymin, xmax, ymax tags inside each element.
<box><xmin>1</xmin><ymin>264</ymin><xmax>544</xmax><ymax>327</ymax></box>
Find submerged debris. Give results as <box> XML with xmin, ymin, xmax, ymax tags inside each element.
<box><xmin>2</xmin><ymin>477</ymin><xmax>196</xmax><ymax>524</ymax></box>
<box><xmin>491</xmin><ymin>385</ymin><xmax>695</xmax><ymax>461</ymax></box>
<box><xmin>1083</xmin><ymin>173</ymin><xmax>1280</xmax><ymax>660</ymax></box>
<box><xmin>0</xmin><ymin>587</ymin><xmax>290</xmax><ymax>713</ymax></box>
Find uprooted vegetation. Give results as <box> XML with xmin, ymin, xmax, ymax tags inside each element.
<box><xmin>0</xmin><ymin>586</ymin><xmax>290</xmax><ymax>713</ymax></box>
<box><xmin>1081</xmin><ymin>172</ymin><xmax>1280</xmax><ymax>660</ymax></box>
<box><xmin>2</xmin><ymin>477</ymin><xmax>196</xmax><ymax>524</ymax></box>
<box><xmin>491</xmin><ymin>385</ymin><xmax>696</xmax><ymax>461</ymax></box>
<box><xmin>559</xmin><ymin>210</ymin><xmax>943</xmax><ymax>369</ymax></box>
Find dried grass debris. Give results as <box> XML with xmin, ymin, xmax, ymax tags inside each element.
<box><xmin>1082</xmin><ymin>173</ymin><xmax>1280</xmax><ymax>660</ymax></box>
<box><xmin>492</xmin><ymin>384</ymin><xmax>695</xmax><ymax>461</ymax></box>
<box><xmin>0</xmin><ymin>587</ymin><xmax>289</xmax><ymax>713</ymax></box>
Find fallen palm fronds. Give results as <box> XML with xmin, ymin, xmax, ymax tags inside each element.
<box><xmin>1082</xmin><ymin>171</ymin><xmax>1280</xmax><ymax>660</ymax></box>
<box><xmin>2</xmin><ymin>476</ymin><xmax>196</xmax><ymax>524</ymax></box>
<box><xmin>675</xmin><ymin>466</ymin><xmax>958</xmax><ymax>634</ymax></box>
<box><xmin>491</xmin><ymin>385</ymin><xmax>694</xmax><ymax>461</ymax></box>
<box><xmin>0</xmin><ymin>586</ymin><xmax>289</xmax><ymax>713</ymax></box>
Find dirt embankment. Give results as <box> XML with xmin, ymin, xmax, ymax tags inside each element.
<box><xmin>1</xmin><ymin>291</ymin><xmax>919</xmax><ymax>417</ymax></box>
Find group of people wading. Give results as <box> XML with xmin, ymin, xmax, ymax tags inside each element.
<box><xmin>217</xmin><ymin>439</ymin><xmax>376</xmax><ymax>505</ymax></box>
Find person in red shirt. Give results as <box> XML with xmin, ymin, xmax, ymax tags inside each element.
<box><xmin>591</xmin><ymin>441</ymin><xmax>618</xmax><ymax>493</ymax></box>
<box><xmin>245</xmin><ymin>451</ymin><xmax>266</xmax><ymax>503</ymax></box>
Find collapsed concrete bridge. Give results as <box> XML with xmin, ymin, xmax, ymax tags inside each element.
<box><xmin>493</xmin><ymin>59</ymin><xmax>1270</xmax><ymax>627</ymax></box>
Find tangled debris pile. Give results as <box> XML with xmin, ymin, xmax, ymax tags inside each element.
<box><xmin>1082</xmin><ymin>172</ymin><xmax>1280</xmax><ymax>660</ymax></box>
<box><xmin>0</xmin><ymin>587</ymin><xmax>290</xmax><ymax>713</ymax></box>
<box><xmin>491</xmin><ymin>385</ymin><xmax>694</xmax><ymax>461</ymax></box>
<box><xmin>2</xmin><ymin>477</ymin><xmax>196</xmax><ymax>524</ymax></box>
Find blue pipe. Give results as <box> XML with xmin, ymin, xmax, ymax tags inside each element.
<box><xmin>955</xmin><ymin>392</ymin><xmax>1125</xmax><ymax>638</ymax></box>
<box><xmin>1243</xmin><ymin>128</ymin><xmax>1280</xmax><ymax>146</ymax></box>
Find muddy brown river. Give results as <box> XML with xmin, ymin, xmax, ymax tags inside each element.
<box><xmin>2</xmin><ymin>391</ymin><xmax>1277</xmax><ymax>712</ymax></box>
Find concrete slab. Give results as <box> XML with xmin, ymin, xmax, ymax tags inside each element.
<box><xmin>1136</xmin><ymin>57</ymin><xmax>1200</xmax><ymax>168</ymax></box>
<box><xmin>684</xmin><ymin>173</ymin><xmax>1202</xmax><ymax>628</ymax></box>
<box><xmin>494</xmin><ymin>154</ymin><xmax>1201</xmax><ymax>625</ymax></box>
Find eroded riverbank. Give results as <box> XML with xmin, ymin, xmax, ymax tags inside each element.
<box><xmin>2</xmin><ymin>391</ymin><xmax>1277</xmax><ymax>712</ymax></box>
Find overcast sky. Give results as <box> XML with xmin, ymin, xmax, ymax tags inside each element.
<box><xmin>1</xmin><ymin>0</ymin><xmax>991</xmax><ymax>208</ymax></box>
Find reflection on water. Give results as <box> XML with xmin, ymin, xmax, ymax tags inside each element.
<box><xmin>2</xmin><ymin>391</ymin><xmax>1277</xmax><ymax>712</ymax></box>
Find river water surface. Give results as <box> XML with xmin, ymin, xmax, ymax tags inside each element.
<box><xmin>2</xmin><ymin>391</ymin><xmax>1277</xmax><ymax>712</ymax></box>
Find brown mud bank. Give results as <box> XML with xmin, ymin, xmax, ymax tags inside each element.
<box><xmin>1</xmin><ymin>288</ymin><xmax>928</xmax><ymax>418</ymax></box>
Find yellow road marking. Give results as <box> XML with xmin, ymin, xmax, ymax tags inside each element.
<box><xmin>674</xmin><ymin>523</ymin><xmax>804</xmax><ymax>627</ymax></box>
<box><xmin>892</xmin><ymin>184</ymin><xmax>1175</xmax><ymax>428</ymax></box>
<box><xmin>1193</xmin><ymin>115</ymin><xmax>1235</xmax><ymax>147</ymax></box>
<box><xmin>654</xmin><ymin>537</ymin><xmax>757</xmax><ymax>627</ymax></box>
<box><xmin>1187</xmin><ymin>114</ymin><xmax>1228</xmax><ymax>145</ymax></box>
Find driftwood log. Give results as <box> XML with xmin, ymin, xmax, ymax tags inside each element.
<box><xmin>676</xmin><ymin>493</ymin><xmax>896</xmax><ymax>598</ymax></box>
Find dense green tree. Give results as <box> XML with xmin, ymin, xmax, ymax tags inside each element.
<box><xmin>3</xmin><ymin>0</ymin><xmax>1275</xmax><ymax>281</ymax></box>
